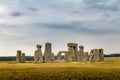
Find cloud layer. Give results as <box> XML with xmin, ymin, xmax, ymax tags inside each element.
<box><xmin>0</xmin><ymin>0</ymin><xmax>120</xmax><ymax>56</ymax></box>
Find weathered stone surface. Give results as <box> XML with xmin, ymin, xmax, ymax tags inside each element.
<box><xmin>57</xmin><ymin>51</ymin><xmax>69</xmax><ymax>61</ymax></box>
<box><xmin>93</xmin><ymin>49</ymin><xmax>100</xmax><ymax>61</ymax></box>
<box><xmin>89</xmin><ymin>50</ymin><xmax>94</xmax><ymax>61</ymax></box>
<box><xmin>89</xmin><ymin>49</ymin><xmax>104</xmax><ymax>62</ymax></box>
<box><xmin>84</xmin><ymin>52</ymin><xmax>89</xmax><ymax>63</ymax></box>
<box><xmin>16</xmin><ymin>50</ymin><xmax>22</xmax><ymax>63</ymax></box>
<box><xmin>99</xmin><ymin>48</ymin><xmax>104</xmax><ymax>61</ymax></box>
<box><xmin>21</xmin><ymin>53</ymin><xmax>26</xmax><ymax>63</ymax></box>
<box><xmin>67</xmin><ymin>43</ymin><xmax>78</xmax><ymax>61</ymax></box>
<box><xmin>44</xmin><ymin>42</ymin><xmax>52</xmax><ymax>62</ymax></box>
<box><xmin>51</xmin><ymin>53</ymin><xmax>55</xmax><ymax>61</ymax></box>
<box><xmin>57</xmin><ymin>52</ymin><xmax>62</xmax><ymax>60</ymax></box>
<box><xmin>64</xmin><ymin>52</ymin><xmax>69</xmax><ymax>61</ymax></box>
<box><xmin>78</xmin><ymin>45</ymin><xmax>85</xmax><ymax>62</ymax></box>
<box><xmin>34</xmin><ymin>45</ymin><xmax>43</xmax><ymax>63</ymax></box>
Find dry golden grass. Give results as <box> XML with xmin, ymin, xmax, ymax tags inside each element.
<box><xmin>0</xmin><ymin>57</ymin><xmax>120</xmax><ymax>80</ymax></box>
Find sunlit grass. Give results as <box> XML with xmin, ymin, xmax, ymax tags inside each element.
<box><xmin>0</xmin><ymin>57</ymin><xmax>120</xmax><ymax>80</ymax></box>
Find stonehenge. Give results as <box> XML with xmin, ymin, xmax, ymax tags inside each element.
<box><xmin>21</xmin><ymin>53</ymin><xmax>26</xmax><ymax>63</ymax></box>
<box><xmin>44</xmin><ymin>42</ymin><xmax>54</xmax><ymax>62</ymax></box>
<box><xmin>78</xmin><ymin>45</ymin><xmax>85</xmax><ymax>62</ymax></box>
<box><xmin>57</xmin><ymin>43</ymin><xmax>104</xmax><ymax>63</ymax></box>
<box><xmin>16</xmin><ymin>50</ymin><xmax>26</xmax><ymax>63</ymax></box>
<box><xmin>16</xmin><ymin>42</ymin><xmax>104</xmax><ymax>63</ymax></box>
<box><xmin>34</xmin><ymin>45</ymin><xmax>43</xmax><ymax>63</ymax></box>
<box><xmin>57</xmin><ymin>51</ymin><xmax>69</xmax><ymax>61</ymax></box>
<box><xmin>89</xmin><ymin>49</ymin><xmax>104</xmax><ymax>62</ymax></box>
<box><xmin>67</xmin><ymin>43</ymin><xmax>78</xmax><ymax>61</ymax></box>
<box><xmin>16</xmin><ymin>50</ymin><xmax>21</xmax><ymax>63</ymax></box>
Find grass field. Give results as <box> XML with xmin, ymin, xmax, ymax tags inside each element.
<box><xmin>0</xmin><ymin>57</ymin><xmax>120</xmax><ymax>80</ymax></box>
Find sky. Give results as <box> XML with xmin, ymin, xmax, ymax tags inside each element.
<box><xmin>0</xmin><ymin>0</ymin><xmax>120</xmax><ymax>56</ymax></box>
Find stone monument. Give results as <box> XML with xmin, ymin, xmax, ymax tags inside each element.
<box><xmin>16</xmin><ymin>50</ymin><xmax>22</xmax><ymax>63</ymax></box>
<box><xmin>84</xmin><ymin>52</ymin><xmax>89</xmax><ymax>62</ymax></box>
<box><xmin>67</xmin><ymin>43</ymin><xmax>78</xmax><ymax>61</ymax></box>
<box><xmin>51</xmin><ymin>53</ymin><xmax>55</xmax><ymax>61</ymax></box>
<box><xmin>89</xmin><ymin>49</ymin><xmax>103</xmax><ymax>62</ymax></box>
<box><xmin>44</xmin><ymin>42</ymin><xmax>53</xmax><ymax>62</ymax></box>
<box><xmin>78</xmin><ymin>45</ymin><xmax>85</xmax><ymax>62</ymax></box>
<box><xmin>99</xmin><ymin>48</ymin><xmax>104</xmax><ymax>61</ymax></box>
<box><xmin>21</xmin><ymin>53</ymin><xmax>26</xmax><ymax>63</ymax></box>
<box><xmin>57</xmin><ymin>51</ymin><xmax>69</xmax><ymax>61</ymax></box>
<box><xmin>34</xmin><ymin>45</ymin><xmax>43</xmax><ymax>63</ymax></box>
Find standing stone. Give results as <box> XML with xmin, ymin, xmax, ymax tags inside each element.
<box><xmin>99</xmin><ymin>48</ymin><xmax>104</xmax><ymax>61</ymax></box>
<box><xmin>51</xmin><ymin>53</ymin><xmax>54</xmax><ymax>61</ymax></box>
<box><xmin>90</xmin><ymin>49</ymin><xmax>101</xmax><ymax>62</ymax></box>
<box><xmin>64</xmin><ymin>52</ymin><xmax>69</xmax><ymax>61</ymax></box>
<box><xmin>44</xmin><ymin>42</ymin><xmax>52</xmax><ymax>62</ymax></box>
<box><xmin>57</xmin><ymin>52</ymin><xmax>62</xmax><ymax>60</ymax></box>
<box><xmin>21</xmin><ymin>53</ymin><xmax>26</xmax><ymax>63</ymax></box>
<box><xmin>78</xmin><ymin>45</ymin><xmax>85</xmax><ymax>62</ymax></box>
<box><xmin>34</xmin><ymin>45</ymin><xmax>43</xmax><ymax>63</ymax></box>
<box><xmin>57</xmin><ymin>51</ymin><xmax>69</xmax><ymax>61</ymax></box>
<box><xmin>89</xmin><ymin>49</ymin><xmax>94</xmax><ymax>61</ymax></box>
<box><xmin>68</xmin><ymin>47</ymin><xmax>76</xmax><ymax>61</ymax></box>
<box><xmin>67</xmin><ymin>43</ymin><xmax>78</xmax><ymax>61</ymax></box>
<box><xmin>84</xmin><ymin>52</ymin><xmax>89</xmax><ymax>63</ymax></box>
<box><xmin>16</xmin><ymin>50</ymin><xmax>22</xmax><ymax>63</ymax></box>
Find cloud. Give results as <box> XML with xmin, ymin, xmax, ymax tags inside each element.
<box><xmin>27</xmin><ymin>7</ymin><xmax>38</xmax><ymax>11</ymax></box>
<box><xmin>0</xmin><ymin>0</ymin><xmax>120</xmax><ymax>56</ymax></box>
<box><xmin>11</xmin><ymin>12</ymin><xmax>22</xmax><ymax>17</ymax></box>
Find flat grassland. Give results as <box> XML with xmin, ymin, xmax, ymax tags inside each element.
<box><xmin>0</xmin><ymin>57</ymin><xmax>120</xmax><ymax>80</ymax></box>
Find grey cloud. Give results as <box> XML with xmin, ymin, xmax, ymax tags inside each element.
<box><xmin>39</xmin><ymin>21</ymin><xmax>119</xmax><ymax>36</ymax></box>
<box><xmin>0</xmin><ymin>0</ymin><xmax>120</xmax><ymax>56</ymax></box>
<box><xmin>11</xmin><ymin>12</ymin><xmax>22</xmax><ymax>17</ymax></box>
<box><xmin>83</xmin><ymin>0</ymin><xmax>120</xmax><ymax>11</ymax></box>
<box><xmin>103</xmin><ymin>14</ymin><xmax>111</xmax><ymax>17</ymax></box>
<box><xmin>41</xmin><ymin>23</ymin><xmax>74</xmax><ymax>30</ymax></box>
<box><xmin>27</xmin><ymin>7</ymin><xmax>38</xmax><ymax>11</ymax></box>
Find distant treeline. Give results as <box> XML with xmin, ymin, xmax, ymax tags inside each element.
<box><xmin>0</xmin><ymin>54</ymin><xmax>120</xmax><ymax>61</ymax></box>
<box><xmin>0</xmin><ymin>56</ymin><xmax>34</xmax><ymax>61</ymax></box>
<box><xmin>104</xmin><ymin>53</ymin><xmax>120</xmax><ymax>57</ymax></box>
<box><xmin>0</xmin><ymin>56</ymin><xmax>58</xmax><ymax>61</ymax></box>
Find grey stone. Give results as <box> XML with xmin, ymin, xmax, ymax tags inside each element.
<box><xmin>44</xmin><ymin>42</ymin><xmax>53</xmax><ymax>62</ymax></box>
<box><xmin>57</xmin><ymin>52</ymin><xmax>62</xmax><ymax>60</ymax></box>
<box><xmin>64</xmin><ymin>52</ymin><xmax>69</xmax><ymax>61</ymax></box>
<box><xmin>21</xmin><ymin>53</ymin><xmax>26</xmax><ymax>63</ymax></box>
<box><xmin>99</xmin><ymin>48</ymin><xmax>104</xmax><ymax>61</ymax></box>
<box><xmin>16</xmin><ymin>50</ymin><xmax>22</xmax><ymax>63</ymax></box>
<box><xmin>89</xmin><ymin>49</ymin><xmax>94</xmax><ymax>61</ymax></box>
<box><xmin>67</xmin><ymin>43</ymin><xmax>78</xmax><ymax>61</ymax></box>
<box><xmin>84</xmin><ymin>52</ymin><xmax>89</xmax><ymax>63</ymax></box>
<box><xmin>57</xmin><ymin>51</ymin><xmax>69</xmax><ymax>61</ymax></box>
<box><xmin>78</xmin><ymin>45</ymin><xmax>85</xmax><ymax>62</ymax></box>
<box><xmin>89</xmin><ymin>49</ymin><xmax>104</xmax><ymax>62</ymax></box>
<box><xmin>51</xmin><ymin>53</ymin><xmax>55</xmax><ymax>61</ymax></box>
<box><xmin>34</xmin><ymin>45</ymin><xmax>43</xmax><ymax>63</ymax></box>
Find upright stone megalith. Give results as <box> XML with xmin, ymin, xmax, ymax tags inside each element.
<box><xmin>57</xmin><ymin>51</ymin><xmax>62</xmax><ymax>60</ymax></box>
<box><xmin>64</xmin><ymin>52</ymin><xmax>69</xmax><ymax>61</ymax></box>
<box><xmin>84</xmin><ymin>52</ymin><xmax>89</xmax><ymax>62</ymax></box>
<box><xmin>34</xmin><ymin>45</ymin><xmax>43</xmax><ymax>63</ymax></box>
<box><xmin>51</xmin><ymin>53</ymin><xmax>55</xmax><ymax>61</ymax></box>
<box><xmin>21</xmin><ymin>53</ymin><xmax>26</xmax><ymax>63</ymax></box>
<box><xmin>99</xmin><ymin>48</ymin><xmax>104</xmax><ymax>61</ymax></box>
<box><xmin>16</xmin><ymin>50</ymin><xmax>22</xmax><ymax>63</ymax></box>
<box><xmin>44</xmin><ymin>42</ymin><xmax>53</xmax><ymax>62</ymax></box>
<box><xmin>78</xmin><ymin>45</ymin><xmax>85</xmax><ymax>62</ymax></box>
<box><xmin>67</xmin><ymin>43</ymin><xmax>78</xmax><ymax>61</ymax></box>
<box><xmin>89</xmin><ymin>49</ymin><xmax>104</xmax><ymax>62</ymax></box>
<box><xmin>89</xmin><ymin>49</ymin><xmax>94</xmax><ymax>61</ymax></box>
